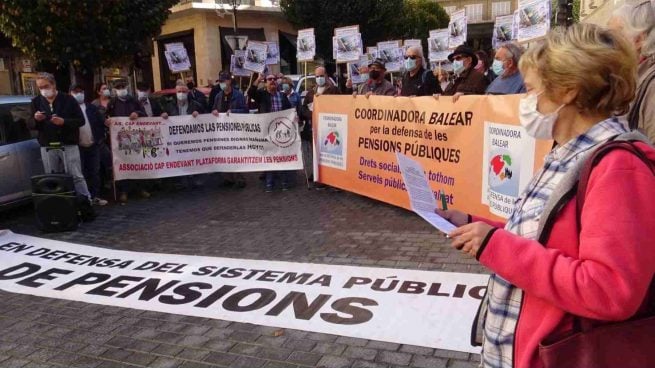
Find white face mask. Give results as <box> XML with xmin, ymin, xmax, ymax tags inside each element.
<box><xmin>115</xmin><ymin>89</ymin><xmax>128</xmax><ymax>98</ymax></box>
<box><xmin>452</xmin><ymin>60</ymin><xmax>465</xmax><ymax>74</ymax></box>
<box><xmin>176</xmin><ymin>92</ymin><xmax>188</xmax><ymax>101</ymax></box>
<box><xmin>40</xmin><ymin>88</ymin><xmax>55</xmax><ymax>99</ymax></box>
<box><xmin>519</xmin><ymin>92</ymin><xmax>565</xmax><ymax>140</ymax></box>
<box><xmin>137</xmin><ymin>91</ymin><xmax>148</xmax><ymax>100</ymax></box>
<box><xmin>73</xmin><ymin>92</ymin><xmax>85</xmax><ymax>104</ymax></box>
<box><xmin>102</xmin><ymin>89</ymin><xmax>111</xmax><ymax>97</ymax></box>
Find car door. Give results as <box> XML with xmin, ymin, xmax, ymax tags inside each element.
<box><xmin>0</xmin><ymin>104</ymin><xmax>25</xmax><ymax>205</ymax></box>
<box><xmin>11</xmin><ymin>103</ymin><xmax>43</xmax><ymax>189</ymax></box>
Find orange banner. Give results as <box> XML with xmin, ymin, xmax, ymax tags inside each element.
<box><xmin>313</xmin><ymin>95</ymin><xmax>552</xmax><ymax>220</ymax></box>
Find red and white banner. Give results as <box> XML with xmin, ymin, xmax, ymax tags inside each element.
<box><xmin>110</xmin><ymin>109</ymin><xmax>302</xmax><ymax>180</ymax></box>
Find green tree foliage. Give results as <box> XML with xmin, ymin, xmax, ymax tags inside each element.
<box><xmin>0</xmin><ymin>0</ymin><xmax>178</xmax><ymax>75</ymax></box>
<box><xmin>281</xmin><ymin>0</ymin><xmax>402</xmax><ymax>60</ymax></box>
<box><xmin>397</xmin><ymin>0</ymin><xmax>450</xmax><ymax>40</ymax></box>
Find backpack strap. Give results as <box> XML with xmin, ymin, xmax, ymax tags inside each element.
<box><xmin>628</xmin><ymin>67</ymin><xmax>655</xmax><ymax>130</ymax></box>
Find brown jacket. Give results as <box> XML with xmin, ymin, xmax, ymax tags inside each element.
<box><xmin>300</xmin><ymin>82</ymin><xmax>339</xmax><ymax>122</ymax></box>
<box><xmin>443</xmin><ymin>67</ymin><xmax>489</xmax><ymax>96</ymax></box>
<box><xmin>630</xmin><ymin>56</ymin><xmax>655</xmax><ymax>144</ymax></box>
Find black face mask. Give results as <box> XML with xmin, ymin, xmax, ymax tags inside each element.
<box><xmin>186</xmin><ymin>82</ymin><xmax>195</xmax><ymax>90</ymax></box>
<box><xmin>369</xmin><ymin>70</ymin><xmax>381</xmax><ymax>80</ymax></box>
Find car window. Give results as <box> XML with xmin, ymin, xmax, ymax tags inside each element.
<box><xmin>0</xmin><ymin>103</ymin><xmax>34</xmax><ymax>146</ymax></box>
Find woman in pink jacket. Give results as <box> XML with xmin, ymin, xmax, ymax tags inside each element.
<box><xmin>440</xmin><ymin>24</ymin><xmax>655</xmax><ymax>367</ymax></box>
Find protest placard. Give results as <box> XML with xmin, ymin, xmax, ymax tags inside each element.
<box><xmin>297</xmin><ymin>28</ymin><xmax>316</xmax><ymax>62</ymax></box>
<box><xmin>264</xmin><ymin>41</ymin><xmax>280</xmax><ymax>65</ymax></box>
<box><xmin>493</xmin><ymin>15</ymin><xmax>516</xmax><ymax>48</ymax></box>
<box><xmin>230</xmin><ymin>51</ymin><xmax>251</xmax><ymax>77</ymax></box>
<box><xmin>517</xmin><ymin>0</ymin><xmax>551</xmax><ymax>42</ymax></box>
<box><xmin>244</xmin><ymin>41</ymin><xmax>268</xmax><ymax>73</ymax></box>
<box><xmin>0</xmin><ymin>230</ymin><xmax>488</xmax><ymax>353</ymax></box>
<box><xmin>377</xmin><ymin>41</ymin><xmax>403</xmax><ymax>72</ymax></box>
<box><xmin>428</xmin><ymin>29</ymin><xmax>450</xmax><ymax>62</ymax></box>
<box><xmin>110</xmin><ymin>110</ymin><xmax>302</xmax><ymax>180</ymax></box>
<box><xmin>448</xmin><ymin>10</ymin><xmax>468</xmax><ymax>48</ymax></box>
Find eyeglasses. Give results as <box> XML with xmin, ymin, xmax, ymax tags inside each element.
<box><xmin>404</xmin><ymin>55</ymin><xmax>417</xmax><ymax>60</ymax></box>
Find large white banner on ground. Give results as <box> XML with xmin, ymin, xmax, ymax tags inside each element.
<box><xmin>0</xmin><ymin>231</ymin><xmax>487</xmax><ymax>353</ymax></box>
<box><xmin>110</xmin><ymin>110</ymin><xmax>302</xmax><ymax>180</ymax></box>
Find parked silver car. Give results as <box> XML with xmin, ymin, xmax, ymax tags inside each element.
<box><xmin>0</xmin><ymin>95</ymin><xmax>43</xmax><ymax>209</ymax></box>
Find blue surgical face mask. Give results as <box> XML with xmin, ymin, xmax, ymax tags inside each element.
<box><xmin>219</xmin><ymin>82</ymin><xmax>227</xmax><ymax>90</ymax></box>
<box><xmin>404</xmin><ymin>58</ymin><xmax>417</xmax><ymax>71</ymax></box>
<box><xmin>452</xmin><ymin>60</ymin><xmax>465</xmax><ymax>74</ymax></box>
<box><xmin>360</xmin><ymin>73</ymin><xmax>369</xmax><ymax>83</ymax></box>
<box><xmin>282</xmin><ymin>83</ymin><xmax>290</xmax><ymax>92</ymax></box>
<box><xmin>316</xmin><ymin>76</ymin><xmax>326</xmax><ymax>86</ymax></box>
<box><xmin>492</xmin><ymin>59</ymin><xmax>505</xmax><ymax>76</ymax></box>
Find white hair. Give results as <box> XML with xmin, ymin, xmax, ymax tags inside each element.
<box><xmin>406</xmin><ymin>45</ymin><xmax>427</xmax><ymax>69</ymax></box>
<box><xmin>612</xmin><ymin>1</ymin><xmax>655</xmax><ymax>56</ymax></box>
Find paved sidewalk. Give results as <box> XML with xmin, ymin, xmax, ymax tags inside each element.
<box><xmin>0</xmin><ymin>174</ymin><xmax>488</xmax><ymax>368</ymax></box>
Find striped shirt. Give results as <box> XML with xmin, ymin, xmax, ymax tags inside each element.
<box><xmin>480</xmin><ymin>117</ymin><xmax>628</xmax><ymax>368</ymax></box>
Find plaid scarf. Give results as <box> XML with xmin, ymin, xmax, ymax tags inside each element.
<box><xmin>479</xmin><ymin>118</ymin><xmax>628</xmax><ymax>368</ymax></box>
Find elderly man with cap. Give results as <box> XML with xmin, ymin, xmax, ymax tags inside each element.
<box><xmin>361</xmin><ymin>58</ymin><xmax>396</xmax><ymax>96</ymax></box>
<box><xmin>443</xmin><ymin>45</ymin><xmax>489</xmax><ymax>98</ymax></box>
<box><xmin>211</xmin><ymin>71</ymin><xmax>248</xmax><ymax>115</ymax></box>
<box><xmin>401</xmin><ymin>46</ymin><xmax>441</xmax><ymax>97</ymax></box>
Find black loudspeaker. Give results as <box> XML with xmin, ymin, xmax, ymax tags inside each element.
<box><xmin>31</xmin><ymin>174</ymin><xmax>79</xmax><ymax>232</ymax></box>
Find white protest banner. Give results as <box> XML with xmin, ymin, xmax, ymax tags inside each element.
<box><xmin>0</xmin><ymin>230</ymin><xmax>487</xmax><ymax>353</ymax></box>
<box><xmin>297</xmin><ymin>28</ymin><xmax>316</xmax><ymax>62</ymax></box>
<box><xmin>517</xmin><ymin>0</ymin><xmax>550</xmax><ymax>42</ymax></box>
<box><xmin>264</xmin><ymin>41</ymin><xmax>280</xmax><ymax>65</ymax></box>
<box><xmin>377</xmin><ymin>41</ymin><xmax>404</xmax><ymax>72</ymax></box>
<box><xmin>493</xmin><ymin>15</ymin><xmax>515</xmax><ymax>48</ymax></box>
<box><xmin>244</xmin><ymin>41</ymin><xmax>268</xmax><ymax>73</ymax></box>
<box><xmin>110</xmin><ymin>110</ymin><xmax>302</xmax><ymax>180</ymax></box>
<box><xmin>335</xmin><ymin>26</ymin><xmax>363</xmax><ymax>63</ymax></box>
<box><xmin>448</xmin><ymin>10</ymin><xmax>468</xmax><ymax>48</ymax></box>
<box><xmin>428</xmin><ymin>29</ymin><xmax>450</xmax><ymax>62</ymax></box>
<box><xmin>231</xmin><ymin>51</ymin><xmax>251</xmax><ymax>77</ymax></box>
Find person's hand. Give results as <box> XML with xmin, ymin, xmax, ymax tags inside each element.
<box><xmin>365</xmin><ymin>92</ymin><xmax>373</xmax><ymax>99</ymax></box>
<box><xmin>435</xmin><ymin>208</ymin><xmax>469</xmax><ymax>227</ymax></box>
<box><xmin>433</xmin><ymin>94</ymin><xmax>441</xmax><ymax>101</ymax></box>
<box><xmin>51</xmin><ymin>114</ymin><xmax>64</xmax><ymax>126</ymax></box>
<box><xmin>104</xmin><ymin>118</ymin><xmax>112</xmax><ymax>127</ymax></box>
<box><xmin>161</xmin><ymin>113</ymin><xmax>169</xmax><ymax>120</ymax></box>
<box><xmin>448</xmin><ymin>222</ymin><xmax>495</xmax><ymax>258</ymax></box>
<box><xmin>34</xmin><ymin>111</ymin><xmax>46</xmax><ymax>121</ymax></box>
<box><xmin>226</xmin><ymin>110</ymin><xmax>231</xmax><ymax>116</ymax></box>
<box><xmin>129</xmin><ymin>112</ymin><xmax>139</xmax><ymax>120</ymax></box>
<box><xmin>255</xmin><ymin>74</ymin><xmax>264</xmax><ymax>84</ymax></box>
<box><xmin>192</xmin><ymin>111</ymin><xmax>199</xmax><ymax>118</ymax></box>
<box><xmin>352</xmin><ymin>92</ymin><xmax>357</xmax><ymax>98</ymax></box>
<box><xmin>211</xmin><ymin>109</ymin><xmax>219</xmax><ymax>116</ymax></box>
<box><xmin>346</xmin><ymin>78</ymin><xmax>353</xmax><ymax>89</ymax></box>
<box><xmin>452</xmin><ymin>92</ymin><xmax>464</xmax><ymax>103</ymax></box>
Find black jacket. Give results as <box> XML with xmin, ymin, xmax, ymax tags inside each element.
<box><xmin>164</xmin><ymin>98</ymin><xmax>204</xmax><ymax>116</ymax></box>
<box><xmin>29</xmin><ymin>92</ymin><xmax>85</xmax><ymax>146</ymax></box>
<box><xmin>247</xmin><ymin>85</ymin><xmax>291</xmax><ymax>114</ymax></box>
<box><xmin>189</xmin><ymin>88</ymin><xmax>208</xmax><ymax>113</ymax></box>
<box><xmin>139</xmin><ymin>97</ymin><xmax>164</xmax><ymax>117</ymax></box>
<box><xmin>106</xmin><ymin>96</ymin><xmax>146</xmax><ymax>118</ymax></box>
<box><xmin>82</xmin><ymin>103</ymin><xmax>107</xmax><ymax>144</ymax></box>
<box><xmin>401</xmin><ymin>67</ymin><xmax>442</xmax><ymax>96</ymax></box>
<box><xmin>208</xmin><ymin>84</ymin><xmax>222</xmax><ymax>111</ymax></box>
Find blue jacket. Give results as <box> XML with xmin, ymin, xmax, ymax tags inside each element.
<box><xmin>212</xmin><ymin>88</ymin><xmax>248</xmax><ymax>113</ymax></box>
<box><xmin>83</xmin><ymin>102</ymin><xmax>107</xmax><ymax>144</ymax></box>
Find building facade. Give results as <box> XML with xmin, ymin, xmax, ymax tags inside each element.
<box><xmin>151</xmin><ymin>0</ymin><xmax>297</xmax><ymax>91</ymax></box>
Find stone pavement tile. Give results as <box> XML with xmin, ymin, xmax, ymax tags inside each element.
<box><xmin>228</xmin><ymin>330</ymin><xmax>261</xmax><ymax>343</ymax></box>
<box><xmin>264</xmin><ymin>362</ymin><xmax>300</xmax><ymax>368</ymax></box>
<box><xmin>286</xmin><ymin>351</ymin><xmax>322</xmax><ymax>366</ymax></box>
<box><xmin>149</xmin><ymin>356</ymin><xmax>186</xmax><ymax>368</ymax></box>
<box><xmin>70</xmin><ymin>355</ymin><xmax>105</xmax><ymax>368</ymax></box>
<box><xmin>7</xmin><ymin>344</ymin><xmax>38</xmax><ymax>358</ymax></box>
<box><xmin>470</xmin><ymin>354</ymin><xmax>481</xmax><ymax>363</ymax></box>
<box><xmin>335</xmin><ymin>337</ymin><xmax>369</xmax><ymax>347</ymax></box>
<box><xmin>255</xmin><ymin>335</ymin><xmax>287</xmax><ymax>348</ymax></box>
<box><xmin>365</xmin><ymin>341</ymin><xmax>400</xmax><ymax>351</ymax></box>
<box><xmin>123</xmin><ymin>351</ymin><xmax>158</xmax><ymax>366</ymax></box>
<box><xmin>1</xmin><ymin>358</ymin><xmax>31</xmax><ymax>368</ymax></box>
<box><xmin>99</xmin><ymin>347</ymin><xmax>131</xmax><ymax>362</ymax></box>
<box><xmin>177</xmin><ymin>335</ymin><xmax>211</xmax><ymax>348</ymax></box>
<box><xmin>77</xmin><ymin>344</ymin><xmax>109</xmax><ymax>356</ymax></box>
<box><xmin>0</xmin><ymin>341</ymin><xmax>20</xmax><ymax>353</ymax></box>
<box><xmin>398</xmin><ymin>346</ymin><xmax>434</xmax><ymax>356</ymax></box>
<box><xmin>203</xmin><ymin>352</ymin><xmax>238</xmax><ymax>366</ymax></box>
<box><xmin>26</xmin><ymin>348</ymin><xmax>60</xmax><ymax>363</ymax></box>
<box><xmin>311</xmin><ymin>342</ymin><xmax>348</xmax><ymax>356</ymax></box>
<box><xmin>231</xmin><ymin>355</ymin><xmax>267</xmax><ymax>368</ymax></box>
<box><xmin>97</xmin><ymin>362</ymin><xmax>137</xmax><ymax>368</ymax></box>
<box><xmin>22</xmin><ymin>362</ymin><xmax>57</xmax><ymax>368</ymax></box>
<box><xmin>152</xmin><ymin>344</ymin><xmax>185</xmax><ymax>357</ymax></box>
<box><xmin>316</xmin><ymin>355</ymin><xmax>353</xmax><ymax>368</ymax></box>
<box><xmin>229</xmin><ymin>342</ymin><xmax>261</xmax><ymax>355</ymax></box>
<box><xmin>176</xmin><ymin>348</ymin><xmax>211</xmax><ymax>361</ymax></box>
<box><xmin>432</xmin><ymin>350</ymin><xmax>469</xmax><ymax>360</ymax></box>
<box><xmin>176</xmin><ymin>325</ymin><xmax>212</xmax><ymax>336</ymax></box>
<box><xmin>376</xmin><ymin>351</ymin><xmax>412</xmax><ymax>366</ymax></box>
<box><xmin>410</xmin><ymin>355</ymin><xmax>448</xmax><ymax>368</ymax></box>
<box><xmin>203</xmin><ymin>328</ymin><xmax>234</xmax><ymax>340</ymax></box>
<box><xmin>180</xmin><ymin>361</ymin><xmax>223</xmax><ymax>368</ymax></box>
<box><xmin>202</xmin><ymin>338</ymin><xmax>236</xmax><ymax>353</ymax></box>
<box><xmin>47</xmin><ymin>351</ymin><xmax>83</xmax><ymax>365</ymax></box>
<box><xmin>351</xmin><ymin>361</ymin><xmax>390</xmax><ymax>368</ymax></box>
<box><xmin>304</xmin><ymin>332</ymin><xmax>339</xmax><ymax>342</ymax></box>
<box><xmin>255</xmin><ymin>347</ymin><xmax>293</xmax><ymax>361</ymax></box>
<box><xmin>343</xmin><ymin>346</ymin><xmax>377</xmax><ymax>361</ymax></box>
<box><xmin>281</xmin><ymin>339</ymin><xmax>316</xmax><ymax>352</ymax></box>
<box><xmin>445</xmin><ymin>361</ymin><xmax>478</xmax><ymax>368</ymax></box>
